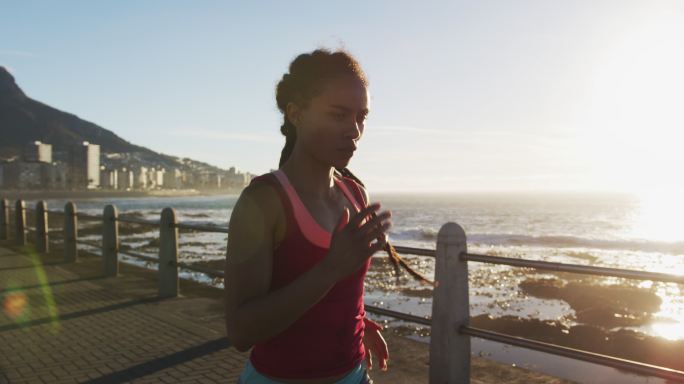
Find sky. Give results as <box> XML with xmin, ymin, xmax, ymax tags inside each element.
<box><xmin>2</xmin><ymin>0</ymin><xmax>683</xmax><ymax>193</ymax></box>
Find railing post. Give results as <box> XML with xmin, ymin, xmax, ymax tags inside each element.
<box><xmin>102</xmin><ymin>205</ymin><xmax>119</xmax><ymax>277</ymax></box>
<box><xmin>0</xmin><ymin>198</ymin><xmax>9</xmax><ymax>240</ymax></box>
<box><xmin>429</xmin><ymin>222</ymin><xmax>470</xmax><ymax>383</ymax></box>
<box><xmin>35</xmin><ymin>200</ymin><xmax>49</xmax><ymax>253</ymax></box>
<box><xmin>15</xmin><ymin>199</ymin><xmax>26</xmax><ymax>246</ymax></box>
<box><xmin>158</xmin><ymin>207</ymin><xmax>179</xmax><ymax>298</ymax></box>
<box><xmin>64</xmin><ymin>202</ymin><xmax>78</xmax><ymax>262</ymax></box>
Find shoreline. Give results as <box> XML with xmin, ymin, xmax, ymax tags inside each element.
<box><xmin>0</xmin><ymin>188</ymin><xmax>243</xmax><ymax>200</ymax></box>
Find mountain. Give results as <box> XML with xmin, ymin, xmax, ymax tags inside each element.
<box><xmin>0</xmin><ymin>66</ymin><xmax>219</xmax><ymax>171</ymax></box>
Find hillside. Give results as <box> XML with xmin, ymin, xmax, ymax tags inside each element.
<box><xmin>0</xmin><ymin>66</ymin><xmax>222</xmax><ymax>172</ymax></box>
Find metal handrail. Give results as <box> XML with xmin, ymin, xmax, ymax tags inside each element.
<box><xmin>173</xmin><ymin>222</ymin><xmax>229</xmax><ymax>233</ymax></box>
<box><xmin>461</xmin><ymin>326</ymin><xmax>684</xmax><ymax>382</ymax></box>
<box><xmin>74</xmin><ymin>242</ymin><xmax>225</xmax><ymax>278</ymax></box>
<box><xmin>115</xmin><ymin>250</ymin><xmax>226</xmax><ymax>278</ymax></box>
<box><xmin>117</xmin><ymin>216</ymin><xmax>160</xmax><ymax>226</ymax></box>
<box><xmin>119</xmin><ymin>249</ymin><xmax>159</xmax><ymax>263</ymax></box>
<box><xmin>43</xmin><ymin>207</ymin><xmax>227</xmax><ymax>233</ymax></box>
<box><xmin>118</xmin><ymin>252</ymin><xmax>227</xmax><ymax>278</ymax></box>
<box><xmin>392</xmin><ymin>245</ymin><xmax>436</xmax><ymax>257</ymax></box>
<box><xmin>360</xmin><ymin>305</ymin><xmax>684</xmax><ymax>381</ymax></box>
<box><xmin>75</xmin><ymin>239</ymin><xmax>101</xmax><ymax>248</ymax></box>
<box><xmin>463</xmin><ymin>252</ymin><xmax>684</xmax><ymax>284</ymax></box>
<box><xmin>76</xmin><ymin>212</ymin><xmax>103</xmax><ymax>221</ymax></box>
<box><xmin>177</xmin><ymin>260</ymin><xmax>225</xmax><ymax>278</ymax></box>
<box><xmin>364</xmin><ymin>304</ymin><xmax>431</xmax><ymax>326</ymax></box>
<box><xmin>28</xmin><ymin>207</ymin><xmax>97</xmax><ymax>220</ymax></box>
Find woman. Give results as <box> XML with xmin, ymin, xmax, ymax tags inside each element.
<box><xmin>224</xmin><ymin>48</ymin><xmax>393</xmax><ymax>384</ymax></box>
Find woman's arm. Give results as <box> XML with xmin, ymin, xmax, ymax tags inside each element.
<box><xmin>358</xmin><ymin>176</ymin><xmax>391</xmax><ymax>372</ymax></box>
<box><xmin>353</xmin><ymin>182</ymin><xmax>384</xmax><ymax>327</ymax></box>
<box><xmin>224</xmin><ymin>182</ymin><xmax>337</xmax><ymax>352</ymax></box>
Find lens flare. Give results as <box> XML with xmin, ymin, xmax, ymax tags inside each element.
<box><xmin>10</xmin><ymin>245</ymin><xmax>62</xmax><ymax>332</ymax></box>
<box><xmin>3</xmin><ymin>291</ymin><xmax>27</xmax><ymax>319</ymax></box>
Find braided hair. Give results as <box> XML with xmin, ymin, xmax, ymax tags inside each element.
<box><xmin>275</xmin><ymin>48</ymin><xmax>436</xmax><ymax>287</ymax></box>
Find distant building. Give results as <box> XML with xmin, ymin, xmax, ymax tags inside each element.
<box><xmin>196</xmin><ymin>170</ymin><xmax>221</xmax><ymax>189</ymax></box>
<box><xmin>224</xmin><ymin>166</ymin><xmax>251</xmax><ymax>189</ymax></box>
<box><xmin>4</xmin><ymin>161</ymin><xmax>41</xmax><ymax>189</ymax></box>
<box><xmin>0</xmin><ymin>161</ymin><xmax>20</xmax><ymax>188</ymax></box>
<box><xmin>44</xmin><ymin>162</ymin><xmax>68</xmax><ymax>189</ymax></box>
<box><xmin>181</xmin><ymin>170</ymin><xmax>195</xmax><ymax>188</ymax></box>
<box><xmin>154</xmin><ymin>167</ymin><xmax>165</xmax><ymax>188</ymax></box>
<box><xmin>68</xmin><ymin>141</ymin><xmax>100</xmax><ymax>190</ymax></box>
<box><xmin>163</xmin><ymin>168</ymin><xmax>183</xmax><ymax>189</ymax></box>
<box><xmin>145</xmin><ymin>167</ymin><xmax>164</xmax><ymax>189</ymax></box>
<box><xmin>210</xmin><ymin>172</ymin><xmax>221</xmax><ymax>189</ymax></box>
<box><xmin>118</xmin><ymin>167</ymin><xmax>134</xmax><ymax>190</ymax></box>
<box><xmin>100</xmin><ymin>166</ymin><xmax>118</xmax><ymax>189</ymax></box>
<box><xmin>24</xmin><ymin>141</ymin><xmax>52</xmax><ymax>163</ymax></box>
<box><xmin>134</xmin><ymin>166</ymin><xmax>148</xmax><ymax>189</ymax></box>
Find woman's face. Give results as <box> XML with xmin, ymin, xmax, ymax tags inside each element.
<box><xmin>290</xmin><ymin>75</ymin><xmax>370</xmax><ymax>169</ymax></box>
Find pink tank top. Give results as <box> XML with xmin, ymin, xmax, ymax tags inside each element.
<box><xmin>248</xmin><ymin>169</ymin><xmax>371</xmax><ymax>379</ymax></box>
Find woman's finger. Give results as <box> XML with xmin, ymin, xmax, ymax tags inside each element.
<box><xmin>348</xmin><ymin>203</ymin><xmax>381</xmax><ymax>230</ymax></box>
<box><xmin>357</xmin><ymin>211</ymin><xmax>391</xmax><ymax>238</ymax></box>
<box><xmin>365</xmin><ymin>235</ymin><xmax>387</xmax><ymax>256</ymax></box>
<box><xmin>362</xmin><ymin>221</ymin><xmax>391</xmax><ymax>246</ymax></box>
<box><xmin>366</xmin><ymin>348</ymin><xmax>373</xmax><ymax>370</ymax></box>
<box><xmin>371</xmin><ymin>336</ymin><xmax>389</xmax><ymax>371</ymax></box>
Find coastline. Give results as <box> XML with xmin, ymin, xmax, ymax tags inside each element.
<box><xmin>0</xmin><ymin>188</ymin><xmax>243</xmax><ymax>200</ymax></box>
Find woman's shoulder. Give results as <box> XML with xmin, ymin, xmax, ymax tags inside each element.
<box><xmin>232</xmin><ymin>172</ymin><xmax>288</xmax><ymax>250</ymax></box>
<box><xmin>236</xmin><ymin>173</ymin><xmax>283</xmax><ymax>220</ymax></box>
<box><xmin>248</xmin><ymin>171</ymin><xmax>277</xmax><ymax>186</ymax></box>
<box><xmin>242</xmin><ymin>172</ymin><xmax>281</xmax><ymax>203</ymax></box>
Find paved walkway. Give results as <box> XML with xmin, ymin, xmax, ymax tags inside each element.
<box><xmin>0</xmin><ymin>243</ymin><xmax>246</xmax><ymax>383</ymax></box>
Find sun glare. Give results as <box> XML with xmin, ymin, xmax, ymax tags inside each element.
<box><xmin>580</xmin><ymin>14</ymin><xmax>684</xmax><ymax>194</ymax></box>
<box><xmin>629</xmin><ymin>190</ymin><xmax>684</xmax><ymax>245</ymax></box>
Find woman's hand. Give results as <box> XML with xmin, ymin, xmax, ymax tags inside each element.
<box><xmin>321</xmin><ymin>202</ymin><xmax>392</xmax><ymax>282</ymax></box>
<box><xmin>363</xmin><ymin>318</ymin><xmax>389</xmax><ymax>371</ymax></box>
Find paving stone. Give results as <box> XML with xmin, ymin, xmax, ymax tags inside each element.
<box><xmin>0</xmin><ymin>244</ymin><xmax>249</xmax><ymax>383</ymax></box>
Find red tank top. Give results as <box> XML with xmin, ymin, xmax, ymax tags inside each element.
<box><xmin>248</xmin><ymin>169</ymin><xmax>371</xmax><ymax>379</ymax></box>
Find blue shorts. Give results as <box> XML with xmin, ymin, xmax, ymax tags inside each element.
<box><xmin>237</xmin><ymin>358</ymin><xmax>373</xmax><ymax>384</ymax></box>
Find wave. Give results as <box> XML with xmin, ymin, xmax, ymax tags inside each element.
<box><xmin>391</xmin><ymin>228</ymin><xmax>440</xmax><ymax>241</ymax></box>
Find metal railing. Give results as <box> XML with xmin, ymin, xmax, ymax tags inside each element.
<box><xmin>1</xmin><ymin>197</ymin><xmax>683</xmax><ymax>382</ymax></box>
